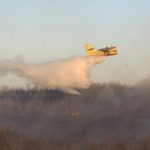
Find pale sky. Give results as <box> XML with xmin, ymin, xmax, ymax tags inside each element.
<box><xmin>0</xmin><ymin>0</ymin><xmax>150</xmax><ymax>87</ymax></box>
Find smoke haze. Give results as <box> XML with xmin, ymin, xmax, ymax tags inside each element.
<box><xmin>0</xmin><ymin>79</ymin><xmax>150</xmax><ymax>140</ymax></box>
<box><xmin>0</xmin><ymin>56</ymin><xmax>105</xmax><ymax>94</ymax></box>
<box><xmin>1</xmin><ymin>56</ymin><xmax>150</xmax><ymax>143</ymax></box>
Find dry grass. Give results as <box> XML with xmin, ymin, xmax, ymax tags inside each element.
<box><xmin>0</xmin><ymin>128</ymin><xmax>150</xmax><ymax>150</ymax></box>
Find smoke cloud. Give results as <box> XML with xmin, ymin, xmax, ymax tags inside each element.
<box><xmin>0</xmin><ymin>56</ymin><xmax>105</xmax><ymax>94</ymax></box>
<box><xmin>0</xmin><ymin>79</ymin><xmax>150</xmax><ymax>140</ymax></box>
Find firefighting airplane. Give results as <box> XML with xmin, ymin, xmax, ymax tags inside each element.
<box><xmin>85</xmin><ymin>43</ymin><xmax>118</xmax><ymax>56</ymax></box>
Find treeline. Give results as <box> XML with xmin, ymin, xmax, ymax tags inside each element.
<box><xmin>0</xmin><ymin>79</ymin><xmax>149</xmax><ymax>149</ymax></box>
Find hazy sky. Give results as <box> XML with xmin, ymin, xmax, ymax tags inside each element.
<box><xmin>0</xmin><ymin>0</ymin><xmax>150</xmax><ymax>87</ymax></box>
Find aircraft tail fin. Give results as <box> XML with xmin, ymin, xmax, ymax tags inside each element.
<box><xmin>85</xmin><ymin>43</ymin><xmax>94</xmax><ymax>55</ymax></box>
<box><xmin>85</xmin><ymin>43</ymin><xmax>93</xmax><ymax>50</ymax></box>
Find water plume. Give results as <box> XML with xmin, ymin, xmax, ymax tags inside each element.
<box><xmin>0</xmin><ymin>56</ymin><xmax>105</xmax><ymax>94</ymax></box>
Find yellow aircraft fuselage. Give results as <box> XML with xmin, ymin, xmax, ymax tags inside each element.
<box><xmin>85</xmin><ymin>43</ymin><xmax>118</xmax><ymax>56</ymax></box>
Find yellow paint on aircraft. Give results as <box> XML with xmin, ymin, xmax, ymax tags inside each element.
<box><xmin>85</xmin><ymin>43</ymin><xmax>117</xmax><ymax>56</ymax></box>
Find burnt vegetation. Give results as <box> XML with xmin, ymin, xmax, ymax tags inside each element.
<box><xmin>0</xmin><ymin>78</ymin><xmax>150</xmax><ymax>149</ymax></box>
